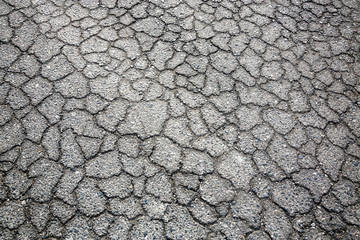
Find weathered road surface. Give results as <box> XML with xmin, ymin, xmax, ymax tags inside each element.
<box><xmin>0</xmin><ymin>0</ymin><xmax>359</xmax><ymax>239</ymax></box>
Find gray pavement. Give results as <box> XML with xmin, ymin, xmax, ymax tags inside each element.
<box><xmin>0</xmin><ymin>0</ymin><xmax>359</xmax><ymax>239</ymax></box>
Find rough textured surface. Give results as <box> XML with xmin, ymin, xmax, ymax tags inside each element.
<box><xmin>0</xmin><ymin>0</ymin><xmax>359</xmax><ymax>239</ymax></box>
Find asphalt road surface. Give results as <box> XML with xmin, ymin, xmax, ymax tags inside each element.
<box><xmin>0</xmin><ymin>0</ymin><xmax>359</xmax><ymax>239</ymax></box>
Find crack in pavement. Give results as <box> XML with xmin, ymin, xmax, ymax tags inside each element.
<box><xmin>0</xmin><ymin>0</ymin><xmax>359</xmax><ymax>239</ymax></box>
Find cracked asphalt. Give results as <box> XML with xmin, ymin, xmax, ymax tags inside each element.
<box><xmin>0</xmin><ymin>0</ymin><xmax>359</xmax><ymax>239</ymax></box>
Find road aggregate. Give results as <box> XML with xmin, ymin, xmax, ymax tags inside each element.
<box><xmin>0</xmin><ymin>0</ymin><xmax>359</xmax><ymax>239</ymax></box>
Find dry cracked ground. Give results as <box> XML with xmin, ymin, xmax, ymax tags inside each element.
<box><xmin>0</xmin><ymin>0</ymin><xmax>359</xmax><ymax>239</ymax></box>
